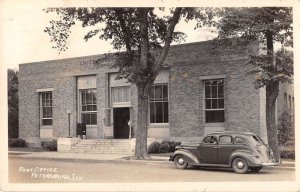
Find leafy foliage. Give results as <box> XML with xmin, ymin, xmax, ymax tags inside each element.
<box><xmin>216</xmin><ymin>7</ymin><xmax>293</xmax><ymax>87</ymax></box>
<box><xmin>217</xmin><ymin>7</ymin><xmax>292</xmax><ymax>46</ymax></box>
<box><xmin>277</xmin><ymin>111</ymin><xmax>294</xmax><ymax>146</ymax></box>
<box><xmin>8</xmin><ymin>69</ymin><xmax>19</xmax><ymax>138</ymax></box>
<box><xmin>8</xmin><ymin>138</ymin><xmax>26</xmax><ymax>147</ymax></box>
<box><xmin>248</xmin><ymin>48</ymin><xmax>293</xmax><ymax>88</ymax></box>
<box><xmin>41</xmin><ymin>140</ymin><xmax>57</xmax><ymax>151</ymax></box>
<box><xmin>148</xmin><ymin>140</ymin><xmax>181</xmax><ymax>154</ymax></box>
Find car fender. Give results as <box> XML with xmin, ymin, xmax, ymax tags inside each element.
<box><xmin>230</xmin><ymin>150</ymin><xmax>262</xmax><ymax>166</ymax></box>
<box><xmin>173</xmin><ymin>149</ymin><xmax>200</xmax><ymax>164</ymax></box>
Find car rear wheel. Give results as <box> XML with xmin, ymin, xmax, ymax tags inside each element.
<box><xmin>174</xmin><ymin>155</ymin><xmax>188</xmax><ymax>169</ymax></box>
<box><xmin>232</xmin><ymin>157</ymin><xmax>249</xmax><ymax>174</ymax></box>
<box><xmin>250</xmin><ymin>166</ymin><xmax>262</xmax><ymax>172</ymax></box>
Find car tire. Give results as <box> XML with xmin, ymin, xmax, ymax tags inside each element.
<box><xmin>232</xmin><ymin>157</ymin><xmax>249</xmax><ymax>174</ymax></box>
<box><xmin>250</xmin><ymin>167</ymin><xmax>262</xmax><ymax>172</ymax></box>
<box><xmin>174</xmin><ymin>155</ymin><xmax>188</xmax><ymax>169</ymax></box>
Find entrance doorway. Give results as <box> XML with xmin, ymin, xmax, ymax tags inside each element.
<box><xmin>113</xmin><ymin>108</ymin><xmax>130</xmax><ymax>139</ymax></box>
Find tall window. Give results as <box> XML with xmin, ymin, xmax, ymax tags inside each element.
<box><xmin>204</xmin><ymin>79</ymin><xmax>225</xmax><ymax>123</ymax></box>
<box><xmin>149</xmin><ymin>84</ymin><xmax>169</xmax><ymax>123</ymax></box>
<box><xmin>40</xmin><ymin>92</ymin><xmax>53</xmax><ymax>126</ymax></box>
<box><xmin>80</xmin><ymin>89</ymin><xmax>97</xmax><ymax>125</ymax></box>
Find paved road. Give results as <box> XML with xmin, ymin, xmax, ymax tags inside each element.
<box><xmin>9</xmin><ymin>157</ymin><xmax>295</xmax><ymax>183</ymax></box>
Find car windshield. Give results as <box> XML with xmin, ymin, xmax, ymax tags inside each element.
<box><xmin>252</xmin><ymin>135</ymin><xmax>265</xmax><ymax>145</ymax></box>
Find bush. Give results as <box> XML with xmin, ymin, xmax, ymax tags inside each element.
<box><xmin>277</xmin><ymin>111</ymin><xmax>293</xmax><ymax>146</ymax></box>
<box><xmin>148</xmin><ymin>141</ymin><xmax>160</xmax><ymax>154</ymax></box>
<box><xmin>159</xmin><ymin>143</ymin><xmax>170</xmax><ymax>153</ymax></box>
<box><xmin>148</xmin><ymin>140</ymin><xmax>182</xmax><ymax>154</ymax></box>
<box><xmin>8</xmin><ymin>138</ymin><xmax>26</xmax><ymax>147</ymax></box>
<box><xmin>41</xmin><ymin>140</ymin><xmax>57</xmax><ymax>151</ymax></box>
<box><xmin>280</xmin><ymin>150</ymin><xmax>295</xmax><ymax>159</ymax></box>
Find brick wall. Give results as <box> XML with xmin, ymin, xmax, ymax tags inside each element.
<box><xmin>19</xmin><ymin>38</ymin><xmax>265</xmax><ymax>145</ymax></box>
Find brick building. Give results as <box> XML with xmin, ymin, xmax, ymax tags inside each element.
<box><xmin>19</xmin><ymin>38</ymin><xmax>280</xmax><ymax>147</ymax></box>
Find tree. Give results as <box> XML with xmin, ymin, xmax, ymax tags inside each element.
<box><xmin>8</xmin><ymin>69</ymin><xmax>19</xmax><ymax>138</ymax></box>
<box><xmin>215</xmin><ymin>7</ymin><xmax>293</xmax><ymax>161</ymax></box>
<box><xmin>44</xmin><ymin>7</ymin><xmax>213</xmax><ymax>159</ymax></box>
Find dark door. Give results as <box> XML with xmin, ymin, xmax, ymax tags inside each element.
<box><xmin>218</xmin><ymin>135</ymin><xmax>233</xmax><ymax>165</ymax></box>
<box><xmin>199</xmin><ymin>136</ymin><xmax>218</xmax><ymax>164</ymax></box>
<box><xmin>113</xmin><ymin>108</ymin><xmax>130</xmax><ymax>139</ymax></box>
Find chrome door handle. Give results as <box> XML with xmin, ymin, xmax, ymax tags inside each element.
<box><xmin>214</xmin><ymin>146</ymin><xmax>218</xmax><ymax>149</ymax></box>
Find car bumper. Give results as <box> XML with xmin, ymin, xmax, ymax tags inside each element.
<box><xmin>261</xmin><ymin>161</ymin><xmax>281</xmax><ymax>166</ymax></box>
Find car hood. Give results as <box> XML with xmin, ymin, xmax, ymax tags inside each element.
<box><xmin>176</xmin><ymin>143</ymin><xmax>200</xmax><ymax>150</ymax></box>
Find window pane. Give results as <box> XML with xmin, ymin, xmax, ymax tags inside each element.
<box><xmin>111</xmin><ymin>87</ymin><xmax>130</xmax><ymax>103</ymax></box>
<box><xmin>149</xmin><ymin>88</ymin><xmax>155</xmax><ymax>101</ymax></box>
<box><xmin>211</xmin><ymin>85</ymin><xmax>218</xmax><ymax>98</ymax></box>
<box><xmin>218</xmin><ymin>99</ymin><xmax>224</xmax><ymax>108</ymax></box>
<box><xmin>42</xmin><ymin>119</ymin><xmax>52</xmax><ymax>126</ymax></box>
<box><xmin>205</xmin><ymin>110</ymin><xmax>225</xmax><ymax>123</ymax></box>
<box><xmin>205</xmin><ymin>86</ymin><xmax>211</xmax><ymax>98</ymax></box>
<box><xmin>92</xmin><ymin>91</ymin><xmax>97</xmax><ymax>104</ymax></box>
<box><xmin>205</xmin><ymin>99</ymin><xmax>211</xmax><ymax>109</ymax></box>
<box><xmin>49</xmin><ymin>108</ymin><xmax>52</xmax><ymax>117</ymax></box>
<box><xmin>163</xmin><ymin>85</ymin><xmax>168</xmax><ymax>101</ymax></box>
<box><xmin>163</xmin><ymin>102</ymin><xmax>169</xmax><ymax>123</ymax></box>
<box><xmin>81</xmin><ymin>91</ymin><xmax>86</xmax><ymax>105</ymax></box>
<box><xmin>43</xmin><ymin>108</ymin><xmax>47</xmax><ymax>118</ymax></box>
<box><xmin>234</xmin><ymin>137</ymin><xmax>245</xmax><ymax>144</ymax></box>
<box><xmin>82</xmin><ymin>113</ymin><xmax>89</xmax><ymax>125</ymax></box>
<box><xmin>150</xmin><ymin>102</ymin><xmax>155</xmax><ymax>123</ymax></box>
<box><xmin>154</xmin><ymin>86</ymin><xmax>162</xmax><ymax>101</ymax></box>
<box><xmin>212</xmin><ymin>99</ymin><xmax>218</xmax><ymax>109</ymax></box>
<box><xmin>90</xmin><ymin>113</ymin><xmax>97</xmax><ymax>125</ymax></box>
<box><xmin>87</xmin><ymin>105</ymin><xmax>93</xmax><ymax>111</ymax></box>
<box><xmin>218</xmin><ymin>84</ymin><xmax>224</xmax><ymax>98</ymax></box>
<box><xmin>219</xmin><ymin>136</ymin><xmax>232</xmax><ymax>144</ymax></box>
<box><xmin>155</xmin><ymin>102</ymin><xmax>163</xmax><ymax>123</ymax></box>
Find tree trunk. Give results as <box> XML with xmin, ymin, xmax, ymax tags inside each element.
<box><xmin>265</xmin><ymin>30</ymin><xmax>280</xmax><ymax>161</ymax></box>
<box><xmin>266</xmin><ymin>81</ymin><xmax>280</xmax><ymax>161</ymax></box>
<box><xmin>135</xmin><ymin>83</ymin><xmax>151</xmax><ymax>159</ymax></box>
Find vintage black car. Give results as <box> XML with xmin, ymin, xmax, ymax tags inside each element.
<box><xmin>169</xmin><ymin>131</ymin><xmax>279</xmax><ymax>173</ymax></box>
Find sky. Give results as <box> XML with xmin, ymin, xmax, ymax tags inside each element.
<box><xmin>0</xmin><ymin>2</ymin><xmax>218</xmax><ymax>70</ymax></box>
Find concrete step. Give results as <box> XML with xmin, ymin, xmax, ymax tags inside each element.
<box><xmin>69</xmin><ymin>139</ymin><xmax>132</xmax><ymax>154</ymax></box>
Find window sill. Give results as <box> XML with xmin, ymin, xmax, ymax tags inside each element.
<box><xmin>86</xmin><ymin>125</ymin><xmax>97</xmax><ymax>128</ymax></box>
<box><xmin>204</xmin><ymin>123</ymin><xmax>225</xmax><ymax>127</ymax></box>
<box><xmin>148</xmin><ymin>123</ymin><xmax>169</xmax><ymax>128</ymax></box>
<box><xmin>40</xmin><ymin>126</ymin><xmax>53</xmax><ymax>129</ymax></box>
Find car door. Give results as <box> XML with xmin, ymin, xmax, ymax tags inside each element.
<box><xmin>199</xmin><ymin>136</ymin><xmax>218</xmax><ymax>164</ymax></box>
<box><xmin>217</xmin><ymin>135</ymin><xmax>234</xmax><ymax>165</ymax></box>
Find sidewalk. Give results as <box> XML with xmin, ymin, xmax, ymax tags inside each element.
<box><xmin>8</xmin><ymin>148</ymin><xmax>170</xmax><ymax>165</ymax></box>
<box><xmin>8</xmin><ymin>148</ymin><xmax>295</xmax><ymax>168</ymax></box>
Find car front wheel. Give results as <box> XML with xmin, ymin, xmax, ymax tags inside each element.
<box><xmin>232</xmin><ymin>157</ymin><xmax>249</xmax><ymax>174</ymax></box>
<box><xmin>174</xmin><ymin>155</ymin><xmax>188</xmax><ymax>169</ymax></box>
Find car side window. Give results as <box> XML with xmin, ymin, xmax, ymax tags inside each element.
<box><xmin>219</xmin><ymin>135</ymin><xmax>232</xmax><ymax>144</ymax></box>
<box><xmin>203</xmin><ymin>136</ymin><xmax>218</xmax><ymax>144</ymax></box>
<box><xmin>234</xmin><ymin>136</ymin><xmax>245</xmax><ymax>144</ymax></box>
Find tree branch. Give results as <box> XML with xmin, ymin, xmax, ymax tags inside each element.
<box><xmin>139</xmin><ymin>8</ymin><xmax>150</xmax><ymax>69</ymax></box>
<box><xmin>156</xmin><ymin>8</ymin><xmax>182</xmax><ymax>67</ymax></box>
